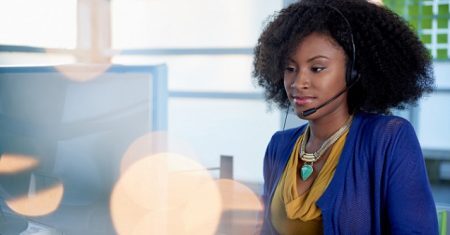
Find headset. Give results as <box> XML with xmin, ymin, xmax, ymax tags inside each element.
<box><xmin>282</xmin><ymin>4</ymin><xmax>359</xmax><ymax>130</ymax></box>
<box><xmin>331</xmin><ymin>4</ymin><xmax>359</xmax><ymax>86</ymax></box>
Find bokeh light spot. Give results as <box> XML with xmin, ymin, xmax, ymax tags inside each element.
<box><xmin>120</xmin><ymin>131</ymin><xmax>197</xmax><ymax>175</ymax></box>
<box><xmin>0</xmin><ymin>154</ymin><xmax>39</xmax><ymax>174</ymax></box>
<box><xmin>111</xmin><ymin>153</ymin><xmax>221</xmax><ymax>235</ymax></box>
<box><xmin>216</xmin><ymin>179</ymin><xmax>263</xmax><ymax>235</ymax></box>
<box><xmin>6</xmin><ymin>181</ymin><xmax>64</xmax><ymax>217</ymax></box>
<box><xmin>54</xmin><ymin>63</ymin><xmax>112</xmax><ymax>82</ymax></box>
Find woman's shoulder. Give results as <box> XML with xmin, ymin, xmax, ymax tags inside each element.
<box><xmin>350</xmin><ymin>112</ymin><xmax>422</xmax><ymax>172</ymax></box>
<box><xmin>270</xmin><ymin>125</ymin><xmax>306</xmax><ymax>144</ymax></box>
<box><xmin>263</xmin><ymin>125</ymin><xmax>307</xmax><ymax>176</ymax></box>
<box><xmin>353</xmin><ymin>112</ymin><xmax>419</xmax><ymax>154</ymax></box>
<box><xmin>356</xmin><ymin>112</ymin><xmax>414</xmax><ymax>134</ymax></box>
<box><xmin>265</xmin><ymin>125</ymin><xmax>306</xmax><ymax>154</ymax></box>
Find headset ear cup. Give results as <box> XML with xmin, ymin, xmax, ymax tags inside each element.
<box><xmin>345</xmin><ymin>63</ymin><xmax>354</xmax><ymax>85</ymax></box>
<box><xmin>346</xmin><ymin>68</ymin><xmax>360</xmax><ymax>87</ymax></box>
<box><xmin>345</xmin><ymin>60</ymin><xmax>359</xmax><ymax>86</ymax></box>
<box><xmin>351</xmin><ymin>69</ymin><xmax>358</xmax><ymax>82</ymax></box>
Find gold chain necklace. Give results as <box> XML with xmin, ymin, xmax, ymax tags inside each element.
<box><xmin>299</xmin><ymin>115</ymin><xmax>353</xmax><ymax>181</ymax></box>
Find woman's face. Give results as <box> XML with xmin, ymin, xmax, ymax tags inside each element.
<box><xmin>284</xmin><ymin>32</ymin><xmax>349</xmax><ymax>120</ymax></box>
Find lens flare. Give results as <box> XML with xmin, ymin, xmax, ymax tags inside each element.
<box><xmin>216</xmin><ymin>179</ymin><xmax>263</xmax><ymax>235</ymax></box>
<box><xmin>0</xmin><ymin>154</ymin><xmax>39</xmax><ymax>174</ymax></box>
<box><xmin>120</xmin><ymin>132</ymin><xmax>198</xmax><ymax>175</ymax></box>
<box><xmin>111</xmin><ymin>153</ymin><xmax>221</xmax><ymax>235</ymax></box>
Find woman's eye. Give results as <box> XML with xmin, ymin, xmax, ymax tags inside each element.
<box><xmin>285</xmin><ymin>66</ymin><xmax>296</xmax><ymax>73</ymax></box>
<box><xmin>311</xmin><ymin>66</ymin><xmax>325</xmax><ymax>73</ymax></box>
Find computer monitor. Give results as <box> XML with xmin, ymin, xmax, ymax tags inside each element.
<box><xmin>0</xmin><ymin>64</ymin><xmax>168</xmax><ymax>234</ymax></box>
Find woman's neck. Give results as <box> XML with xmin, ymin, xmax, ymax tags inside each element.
<box><xmin>307</xmin><ymin>110</ymin><xmax>351</xmax><ymax>145</ymax></box>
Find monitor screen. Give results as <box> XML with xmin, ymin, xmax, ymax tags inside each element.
<box><xmin>0</xmin><ymin>64</ymin><xmax>168</xmax><ymax>234</ymax></box>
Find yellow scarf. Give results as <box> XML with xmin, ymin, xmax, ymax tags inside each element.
<box><xmin>271</xmin><ymin>128</ymin><xmax>349</xmax><ymax>234</ymax></box>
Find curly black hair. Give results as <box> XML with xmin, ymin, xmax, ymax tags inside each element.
<box><xmin>253</xmin><ymin>0</ymin><xmax>434</xmax><ymax>114</ymax></box>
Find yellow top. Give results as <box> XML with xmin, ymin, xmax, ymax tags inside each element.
<box><xmin>270</xmin><ymin>128</ymin><xmax>349</xmax><ymax>235</ymax></box>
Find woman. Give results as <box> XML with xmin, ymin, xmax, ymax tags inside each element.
<box><xmin>253</xmin><ymin>0</ymin><xmax>439</xmax><ymax>234</ymax></box>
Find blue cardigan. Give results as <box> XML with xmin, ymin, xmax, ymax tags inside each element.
<box><xmin>261</xmin><ymin>112</ymin><xmax>438</xmax><ymax>234</ymax></box>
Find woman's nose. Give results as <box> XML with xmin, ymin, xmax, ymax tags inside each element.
<box><xmin>290</xmin><ymin>70</ymin><xmax>309</xmax><ymax>89</ymax></box>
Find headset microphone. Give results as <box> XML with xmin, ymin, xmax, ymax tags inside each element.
<box><xmin>300</xmin><ymin>86</ymin><xmax>348</xmax><ymax>117</ymax></box>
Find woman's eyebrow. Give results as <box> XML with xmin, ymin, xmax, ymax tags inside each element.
<box><xmin>307</xmin><ymin>55</ymin><xmax>330</xmax><ymax>62</ymax></box>
<box><xmin>287</xmin><ymin>57</ymin><xmax>296</xmax><ymax>63</ymax></box>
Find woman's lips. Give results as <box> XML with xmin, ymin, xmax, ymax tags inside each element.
<box><xmin>293</xmin><ymin>96</ymin><xmax>315</xmax><ymax>106</ymax></box>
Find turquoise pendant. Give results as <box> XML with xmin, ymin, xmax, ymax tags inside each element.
<box><xmin>301</xmin><ymin>164</ymin><xmax>313</xmax><ymax>181</ymax></box>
